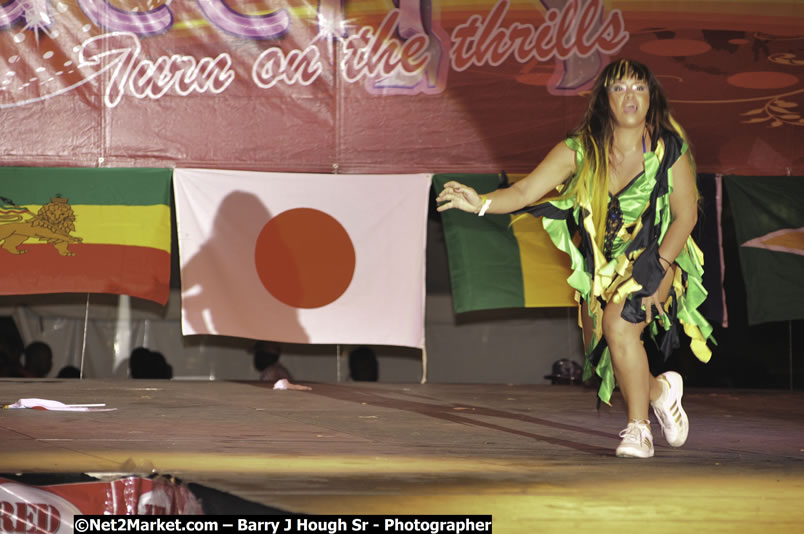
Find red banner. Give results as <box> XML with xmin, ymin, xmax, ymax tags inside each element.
<box><xmin>0</xmin><ymin>475</ymin><xmax>201</xmax><ymax>533</ymax></box>
<box><xmin>0</xmin><ymin>1</ymin><xmax>801</xmax><ymax>175</ymax></box>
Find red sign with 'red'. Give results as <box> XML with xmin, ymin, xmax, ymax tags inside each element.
<box><xmin>0</xmin><ymin>476</ymin><xmax>202</xmax><ymax>534</ymax></box>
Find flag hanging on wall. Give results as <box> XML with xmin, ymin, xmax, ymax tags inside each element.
<box><xmin>433</xmin><ymin>173</ymin><xmax>575</xmax><ymax>313</ymax></box>
<box><xmin>724</xmin><ymin>175</ymin><xmax>804</xmax><ymax>325</ymax></box>
<box><xmin>173</xmin><ymin>170</ymin><xmax>431</xmax><ymax>348</ymax></box>
<box><xmin>0</xmin><ymin>168</ymin><xmax>172</xmax><ymax>305</ymax></box>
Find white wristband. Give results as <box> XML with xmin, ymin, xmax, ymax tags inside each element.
<box><xmin>478</xmin><ymin>198</ymin><xmax>491</xmax><ymax>216</ymax></box>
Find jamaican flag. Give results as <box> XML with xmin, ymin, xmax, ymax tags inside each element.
<box><xmin>433</xmin><ymin>173</ymin><xmax>575</xmax><ymax>313</ymax></box>
<box><xmin>725</xmin><ymin>175</ymin><xmax>804</xmax><ymax>325</ymax></box>
<box><xmin>0</xmin><ymin>168</ymin><xmax>172</xmax><ymax>305</ymax></box>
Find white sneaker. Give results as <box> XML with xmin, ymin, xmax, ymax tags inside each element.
<box><xmin>651</xmin><ymin>371</ymin><xmax>689</xmax><ymax>447</ymax></box>
<box><xmin>616</xmin><ymin>420</ymin><xmax>654</xmax><ymax>458</ymax></box>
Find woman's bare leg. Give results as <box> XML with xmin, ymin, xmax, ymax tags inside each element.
<box><xmin>604</xmin><ymin>266</ymin><xmax>676</xmax><ymax>421</ymax></box>
<box><xmin>603</xmin><ymin>301</ymin><xmax>651</xmax><ymax>421</ymax></box>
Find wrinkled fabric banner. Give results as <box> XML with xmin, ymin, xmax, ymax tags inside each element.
<box><xmin>0</xmin><ymin>475</ymin><xmax>202</xmax><ymax>524</ymax></box>
<box><xmin>0</xmin><ymin>1</ymin><xmax>801</xmax><ymax>175</ymax></box>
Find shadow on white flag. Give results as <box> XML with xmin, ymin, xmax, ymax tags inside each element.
<box><xmin>174</xmin><ymin>170</ymin><xmax>431</xmax><ymax>348</ymax></box>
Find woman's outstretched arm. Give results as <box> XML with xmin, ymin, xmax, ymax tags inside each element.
<box><xmin>436</xmin><ymin>141</ymin><xmax>577</xmax><ymax>214</ymax></box>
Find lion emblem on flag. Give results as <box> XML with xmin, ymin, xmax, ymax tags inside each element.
<box><xmin>0</xmin><ymin>196</ymin><xmax>83</xmax><ymax>256</ymax></box>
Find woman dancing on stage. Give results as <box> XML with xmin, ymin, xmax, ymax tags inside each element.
<box><xmin>436</xmin><ymin>59</ymin><xmax>713</xmax><ymax>458</ymax></box>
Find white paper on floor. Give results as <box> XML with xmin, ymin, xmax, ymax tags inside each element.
<box><xmin>2</xmin><ymin>398</ymin><xmax>117</xmax><ymax>411</ymax></box>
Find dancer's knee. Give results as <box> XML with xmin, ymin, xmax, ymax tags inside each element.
<box><xmin>603</xmin><ymin>307</ymin><xmax>641</xmax><ymax>350</ymax></box>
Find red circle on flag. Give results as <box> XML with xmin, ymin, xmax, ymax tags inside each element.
<box><xmin>255</xmin><ymin>208</ymin><xmax>356</xmax><ymax>309</ymax></box>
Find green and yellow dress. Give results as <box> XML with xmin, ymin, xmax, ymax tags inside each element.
<box><xmin>520</xmin><ymin>130</ymin><xmax>714</xmax><ymax>403</ymax></box>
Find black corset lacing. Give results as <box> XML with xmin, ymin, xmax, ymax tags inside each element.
<box><xmin>603</xmin><ymin>195</ymin><xmax>623</xmax><ymax>261</ymax></box>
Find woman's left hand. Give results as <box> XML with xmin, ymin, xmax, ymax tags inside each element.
<box><xmin>436</xmin><ymin>181</ymin><xmax>483</xmax><ymax>213</ymax></box>
<box><xmin>642</xmin><ymin>293</ymin><xmax>665</xmax><ymax>324</ymax></box>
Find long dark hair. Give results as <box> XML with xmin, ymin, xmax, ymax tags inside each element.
<box><xmin>558</xmin><ymin>59</ymin><xmax>694</xmax><ymax>249</ymax></box>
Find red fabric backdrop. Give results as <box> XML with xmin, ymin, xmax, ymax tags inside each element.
<box><xmin>0</xmin><ymin>0</ymin><xmax>801</xmax><ymax>175</ymax></box>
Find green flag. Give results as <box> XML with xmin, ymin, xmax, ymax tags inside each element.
<box><xmin>724</xmin><ymin>176</ymin><xmax>804</xmax><ymax>324</ymax></box>
<box><xmin>433</xmin><ymin>173</ymin><xmax>575</xmax><ymax>313</ymax></box>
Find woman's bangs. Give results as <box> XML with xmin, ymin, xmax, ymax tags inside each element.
<box><xmin>603</xmin><ymin>60</ymin><xmax>649</xmax><ymax>87</ymax></box>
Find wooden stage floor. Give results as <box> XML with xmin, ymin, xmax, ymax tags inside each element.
<box><xmin>1</xmin><ymin>379</ymin><xmax>803</xmax><ymax>533</ymax></box>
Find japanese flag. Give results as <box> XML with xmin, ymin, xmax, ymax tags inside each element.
<box><xmin>173</xmin><ymin>169</ymin><xmax>431</xmax><ymax>348</ymax></box>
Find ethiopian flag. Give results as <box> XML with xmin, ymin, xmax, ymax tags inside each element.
<box><xmin>433</xmin><ymin>173</ymin><xmax>575</xmax><ymax>313</ymax></box>
<box><xmin>0</xmin><ymin>168</ymin><xmax>172</xmax><ymax>305</ymax></box>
